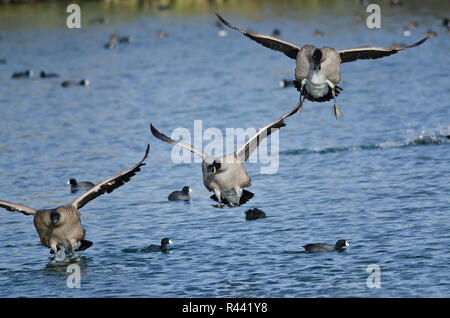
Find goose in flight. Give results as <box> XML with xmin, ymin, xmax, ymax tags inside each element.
<box><xmin>0</xmin><ymin>145</ymin><xmax>149</xmax><ymax>257</ymax></box>
<box><xmin>150</xmin><ymin>105</ymin><xmax>299</xmax><ymax>208</ymax></box>
<box><xmin>216</xmin><ymin>13</ymin><xmax>429</xmax><ymax>119</ymax></box>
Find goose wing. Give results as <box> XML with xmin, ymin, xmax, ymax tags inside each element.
<box><xmin>236</xmin><ymin>103</ymin><xmax>300</xmax><ymax>162</ymax></box>
<box><xmin>216</xmin><ymin>13</ymin><xmax>300</xmax><ymax>60</ymax></box>
<box><xmin>339</xmin><ymin>36</ymin><xmax>429</xmax><ymax>63</ymax></box>
<box><xmin>150</xmin><ymin>123</ymin><xmax>209</xmax><ymax>160</ymax></box>
<box><xmin>71</xmin><ymin>145</ymin><xmax>149</xmax><ymax>210</ymax></box>
<box><xmin>0</xmin><ymin>200</ymin><xmax>36</xmax><ymax>215</ymax></box>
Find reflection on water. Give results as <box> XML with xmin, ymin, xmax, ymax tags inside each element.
<box><xmin>281</xmin><ymin>132</ymin><xmax>450</xmax><ymax>155</ymax></box>
<box><xmin>44</xmin><ymin>255</ymin><xmax>90</xmax><ymax>274</ymax></box>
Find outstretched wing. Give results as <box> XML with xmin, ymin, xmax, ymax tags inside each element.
<box><xmin>71</xmin><ymin>145</ymin><xmax>150</xmax><ymax>210</ymax></box>
<box><xmin>236</xmin><ymin>103</ymin><xmax>300</xmax><ymax>162</ymax></box>
<box><xmin>150</xmin><ymin>123</ymin><xmax>209</xmax><ymax>160</ymax></box>
<box><xmin>338</xmin><ymin>36</ymin><xmax>429</xmax><ymax>63</ymax></box>
<box><xmin>0</xmin><ymin>200</ymin><xmax>36</xmax><ymax>215</ymax></box>
<box><xmin>216</xmin><ymin>13</ymin><xmax>301</xmax><ymax>60</ymax></box>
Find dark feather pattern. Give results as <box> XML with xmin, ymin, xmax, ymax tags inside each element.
<box><xmin>0</xmin><ymin>200</ymin><xmax>36</xmax><ymax>215</ymax></box>
<box><xmin>294</xmin><ymin>81</ymin><xmax>342</xmax><ymax>102</ymax></box>
<box><xmin>210</xmin><ymin>189</ymin><xmax>254</xmax><ymax>207</ymax></box>
<box><xmin>72</xmin><ymin>145</ymin><xmax>149</xmax><ymax>210</ymax></box>
<box><xmin>216</xmin><ymin>13</ymin><xmax>300</xmax><ymax>60</ymax></box>
<box><xmin>50</xmin><ymin>239</ymin><xmax>93</xmax><ymax>254</ymax></box>
<box><xmin>338</xmin><ymin>36</ymin><xmax>429</xmax><ymax>63</ymax></box>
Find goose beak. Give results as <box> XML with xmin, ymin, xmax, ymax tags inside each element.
<box><xmin>189</xmin><ymin>188</ymin><xmax>192</xmax><ymax>192</ymax></box>
<box><xmin>345</xmin><ymin>242</ymin><xmax>350</xmax><ymax>247</ymax></box>
<box><xmin>168</xmin><ymin>239</ymin><xmax>173</xmax><ymax>244</ymax></box>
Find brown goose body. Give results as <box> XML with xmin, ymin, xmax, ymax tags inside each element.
<box><xmin>0</xmin><ymin>144</ymin><xmax>149</xmax><ymax>256</ymax></box>
<box><xmin>151</xmin><ymin>104</ymin><xmax>300</xmax><ymax>207</ymax></box>
<box><xmin>33</xmin><ymin>205</ymin><xmax>84</xmax><ymax>250</ymax></box>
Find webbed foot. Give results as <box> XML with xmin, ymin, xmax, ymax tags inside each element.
<box><xmin>332</xmin><ymin>103</ymin><xmax>343</xmax><ymax>119</ymax></box>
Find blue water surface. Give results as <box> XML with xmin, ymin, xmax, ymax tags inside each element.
<box><xmin>0</xmin><ymin>1</ymin><xmax>449</xmax><ymax>297</ymax></box>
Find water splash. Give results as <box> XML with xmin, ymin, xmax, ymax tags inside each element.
<box><xmin>51</xmin><ymin>248</ymin><xmax>67</xmax><ymax>264</ymax></box>
<box><xmin>282</xmin><ymin>133</ymin><xmax>450</xmax><ymax>156</ymax></box>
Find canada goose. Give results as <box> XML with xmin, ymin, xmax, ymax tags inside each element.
<box><xmin>67</xmin><ymin>178</ymin><xmax>95</xmax><ymax>193</ymax></box>
<box><xmin>0</xmin><ymin>145</ymin><xmax>149</xmax><ymax>256</ymax></box>
<box><xmin>150</xmin><ymin>104</ymin><xmax>299</xmax><ymax>208</ymax></box>
<box><xmin>168</xmin><ymin>186</ymin><xmax>192</xmax><ymax>201</ymax></box>
<box><xmin>216</xmin><ymin>13</ymin><xmax>429</xmax><ymax>119</ymax></box>
<box><xmin>145</xmin><ymin>238</ymin><xmax>172</xmax><ymax>252</ymax></box>
<box><xmin>303</xmin><ymin>240</ymin><xmax>349</xmax><ymax>253</ymax></box>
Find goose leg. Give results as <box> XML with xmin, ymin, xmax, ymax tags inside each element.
<box><xmin>297</xmin><ymin>80</ymin><xmax>306</xmax><ymax>115</ymax></box>
<box><xmin>70</xmin><ymin>240</ymin><xmax>78</xmax><ymax>258</ymax></box>
<box><xmin>51</xmin><ymin>243</ymin><xmax>67</xmax><ymax>262</ymax></box>
<box><xmin>331</xmin><ymin>87</ymin><xmax>343</xmax><ymax>119</ymax></box>
<box><xmin>50</xmin><ymin>243</ymin><xmax>58</xmax><ymax>255</ymax></box>
<box><xmin>211</xmin><ymin>190</ymin><xmax>225</xmax><ymax>208</ymax></box>
<box><xmin>297</xmin><ymin>94</ymin><xmax>306</xmax><ymax>116</ymax></box>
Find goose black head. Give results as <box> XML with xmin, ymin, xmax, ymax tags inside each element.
<box><xmin>206</xmin><ymin>160</ymin><xmax>221</xmax><ymax>176</ymax></box>
<box><xmin>50</xmin><ymin>211</ymin><xmax>60</xmax><ymax>224</ymax></box>
<box><xmin>312</xmin><ymin>49</ymin><xmax>322</xmax><ymax>71</ymax></box>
